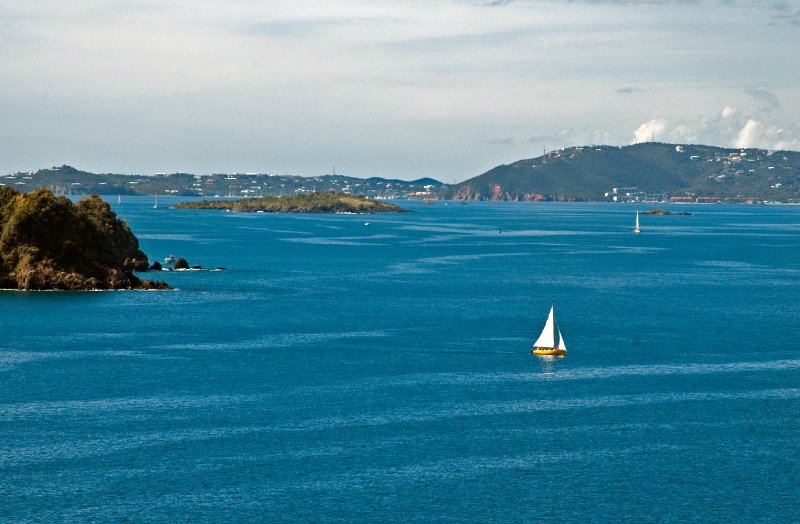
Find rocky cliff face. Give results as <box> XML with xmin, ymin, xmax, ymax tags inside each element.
<box><xmin>452</xmin><ymin>183</ymin><xmax>547</xmax><ymax>202</ymax></box>
<box><xmin>0</xmin><ymin>187</ymin><xmax>169</xmax><ymax>290</ymax></box>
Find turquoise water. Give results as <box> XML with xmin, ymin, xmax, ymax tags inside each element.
<box><xmin>2</xmin><ymin>199</ymin><xmax>800</xmax><ymax>522</ymax></box>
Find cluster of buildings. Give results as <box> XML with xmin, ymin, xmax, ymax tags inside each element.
<box><xmin>2</xmin><ymin>166</ymin><xmax>446</xmax><ymax>200</ymax></box>
<box><xmin>604</xmin><ymin>187</ymin><xmax>669</xmax><ymax>203</ymax></box>
<box><xmin>604</xmin><ymin>187</ymin><xmax>774</xmax><ymax>205</ymax></box>
<box><xmin>605</xmin><ymin>146</ymin><xmax>797</xmax><ymax>204</ymax></box>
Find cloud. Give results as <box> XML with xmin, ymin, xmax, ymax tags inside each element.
<box><xmin>242</xmin><ymin>16</ymin><xmax>380</xmax><ymax>38</ymax></box>
<box><xmin>768</xmin><ymin>2</ymin><xmax>800</xmax><ymax>25</ymax></box>
<box><xmin>591</xmin><ymin>127</ymin><xmax>613</xmax><ymax>144</ymax></box>
<box><xmin>244</xmin><ymin>19</ymin><xmax>342</xmax><ymax>37</ymax></box>
<box><xmin>631</xmin><ymin>104</ymin><xmax>800</xmax><ymax>151</ymax></box>
<box><xmin>733</xmin><ymin>119</ymin><xmax>800</xmax><ymax>150</ymax></box>
<box><xmin>632</xmin><ymin>118</ymin><xmax>668</xmax><ymax>143</ymax></box>
<box><xmin>527</xmin><ymin>129</ymin><xmax>571</xmax><ymax>144</ymax></box>
<box><xmin>486</xmin><ymin>0</ymin><xmax>800</xmax><ymax>24</ymax></box>
<box><xmin>484</xmin><ymin>137</ymin><xmax>515</xmax><ymax>145</ymax></box>
<box><xmin>745</xmin><ymin>87</ymin><xmax>781</xmax><ymax>110</ymax></box>
<box><xmin>1</xmin><ymin>0</ymin><xmax>798</xmax><ymax>181</ymax></box>
<box><xmin>563</xmin><ymin>0</ymin><xmax>707</xmax><ymax>4</ymax></box>
<box><xmin>734</xmin><ymin>119</ymin><xmax>764</xmax><ymax>148</ymax></box>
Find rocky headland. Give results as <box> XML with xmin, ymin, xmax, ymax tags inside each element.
<box><xmin>0</xmin><ymin>187</ymin><xmax>170</xmax><ymax>290</ymax></box>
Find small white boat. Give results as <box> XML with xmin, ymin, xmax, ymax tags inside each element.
<box><xmin>164</xmin><ymin>255</ymin><xmax>175</xmax><ymax>265</ymax></box>
<box><xmin>531</xmin><ymin>305</ymin><xmax>567</xmax><ymax>356</ymax></box>
<box><xmin>153</xmin><ymin>194</ymin><xmax>158</xmax><ymax>209</ymax></box>
<box><xmin>634</xmin><ymin>211</ymin><xmax>641</xmax><ymax>233</ymax></box>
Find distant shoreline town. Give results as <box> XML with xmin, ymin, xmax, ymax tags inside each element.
<box><xmin>5</xmin><ymin>142</ymin><xmax>800</xmax><ymax>204</ymax></box>
<box><xmin>1</xmin><ymin>165</ymin><xmax>445</xmax><ymax>201</ymax></box>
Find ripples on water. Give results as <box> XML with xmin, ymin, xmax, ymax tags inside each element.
<box><xmin>2</xmin><ymin>200</ymin><xmax>799</xmax><ymax>522</ymax></box>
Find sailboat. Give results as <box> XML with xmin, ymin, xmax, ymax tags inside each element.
<box><xmin>531</xmin><ymin>305</ymin><xmax>567</xmax><ymax>356</ymax></box>
<box><xmin>153</xmin><ymin>194</ymin><xmax>158</xmax><ymax>209</ymax></box>
<box><xmin>634</xmin><ymin>211</ymin><xmax>641</xmax><ymax>233</ymax></box>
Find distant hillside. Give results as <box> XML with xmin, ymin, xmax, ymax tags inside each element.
<box><xmin>2</xmin><ymin>166</ymin><xmax>445</xmax><ymax>200</ymax></box>
<box><xmin>443</xmin><ymin>143</ymin><xmax>800</xmax><ymax>202</ymax></box>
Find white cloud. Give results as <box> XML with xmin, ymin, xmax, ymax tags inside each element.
<box><xmin>734</xmin><ymin>119</ymin><xmax>765</xmax><ymax>148</ymax></box>
<box><xmin>592</xmin><ymin>128</ymin><xmax>613</xmax><ymax>145</ymax></box>
<box><xmin>632</xmin><ymin>118</ymin><xmax>668</xmax><ymax>143</ymax></box>
<box><xmin>631</xmin><ymin>106</ymin><xmax>800</xmax><ymax>152</ymax></box>
<box><xmin>733</xmin><ymin>120</ymin><xmax>800</xmax><ymax>150</ymax></box>
<box><xmin>745</xmin><ymin>87</ymin><xmax>781</xmax><ymax>111</ymax></box>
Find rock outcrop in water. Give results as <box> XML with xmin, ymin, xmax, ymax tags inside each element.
<box><xmin>0</xmin><ymin>187</ymin><xmax>170</xmax><ymax>290</ymax></box>
<box><xmin>643</xmin><ymin>208</ymin><xmax>692</xmax><ymax>216</ymax></box>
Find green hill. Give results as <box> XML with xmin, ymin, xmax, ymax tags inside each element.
<box><xmin>174</xmin><ymin>192</ymin><xmax>409</xmax><ymax>213</ymax></box>
<box><xmin>443</xmin><ymin>143</ymin><xmax>800</xmax><ymax>202</ymax></box>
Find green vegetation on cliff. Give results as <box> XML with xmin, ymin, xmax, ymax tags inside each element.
<box><xmin>174</xmin><ymin>192</ymin><xmax>409</xmax><ymax>213</ymax></box>
<box><xmin>0</xmin><ymin>187</ymin><xmax>169</xmax><ymax>290</ymax></box>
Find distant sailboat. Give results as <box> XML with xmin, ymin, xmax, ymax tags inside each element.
<box><xmin>153</xmin><ymin>194</ymin><xmax>158</xmax><ymax>209</ymax></box>
<box><xmin>531</xmin><ymin>305</ymin><xmax>567</xmax><ymax>356</ymax></box>
<box><xmin>634</xmin><ymin>211</ymin><xmax>641</xmax><ymax>233</ymax></box>
<box><xmin>117</xmin><ymin>194</ymin><xmax>121</xmax><ymax>204</ymax></box>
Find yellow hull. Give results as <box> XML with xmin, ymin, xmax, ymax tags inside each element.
<box><xmin>531</xmin><ymin>347</ymin><xmax>567</xmax><ymax>356</ymax></box>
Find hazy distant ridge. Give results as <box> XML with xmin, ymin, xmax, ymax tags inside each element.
<box><xmin>3</xmin><ymin>166</ymin><xmax>445</xmax><ymax>200</ymax></box>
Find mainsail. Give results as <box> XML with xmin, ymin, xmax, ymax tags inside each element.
<box><xmin>533</xmin><ymin>306</ymin><xmax>556</xmax><ymax>348</ymax></box>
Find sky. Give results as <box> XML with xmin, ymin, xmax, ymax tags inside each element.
<box><xmin>1</xmin><ymin>1</ymin><xmax>799</xmax><ymax>183</ymax></box>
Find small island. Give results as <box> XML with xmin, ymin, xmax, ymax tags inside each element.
<box><xmin>0</xmin><ymin>187</ymin><xmax>169</xmax><ymax>290</ymax></box>
<box><xmin>173</xmin><ymin>192</ymin><xmax>409</xmax><ymax>213</ymax></box>
<box><xmin>643</xmin><ymin>208</ymin><xmax>692</xmax><ymax>216</ymax></box>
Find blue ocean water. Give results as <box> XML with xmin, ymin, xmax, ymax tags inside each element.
<box><xmin>2</xmin><ymin>198</ymin><xmax>800</xmax><ymax>522</ymax></box>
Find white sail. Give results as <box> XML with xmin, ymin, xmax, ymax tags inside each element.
<box><xmin>557</xmin><ymin>328</ymin><xmax>566</xmax><ymax>351</ymax></box>
<box><xmin>533</xmin><ymin>306</ymin><xmax>556</xmax><ymax>348</ymax></box>
<box><xmin>635</xmin><ymin>212</ymin><xmax>640</xmax><ymax>232</ymax></box>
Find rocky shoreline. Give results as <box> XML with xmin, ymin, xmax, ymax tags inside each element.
<box><xmin>0</xmin><ymin>188</ymin><xmax>170</xmax><ymax>291</ymax></box>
